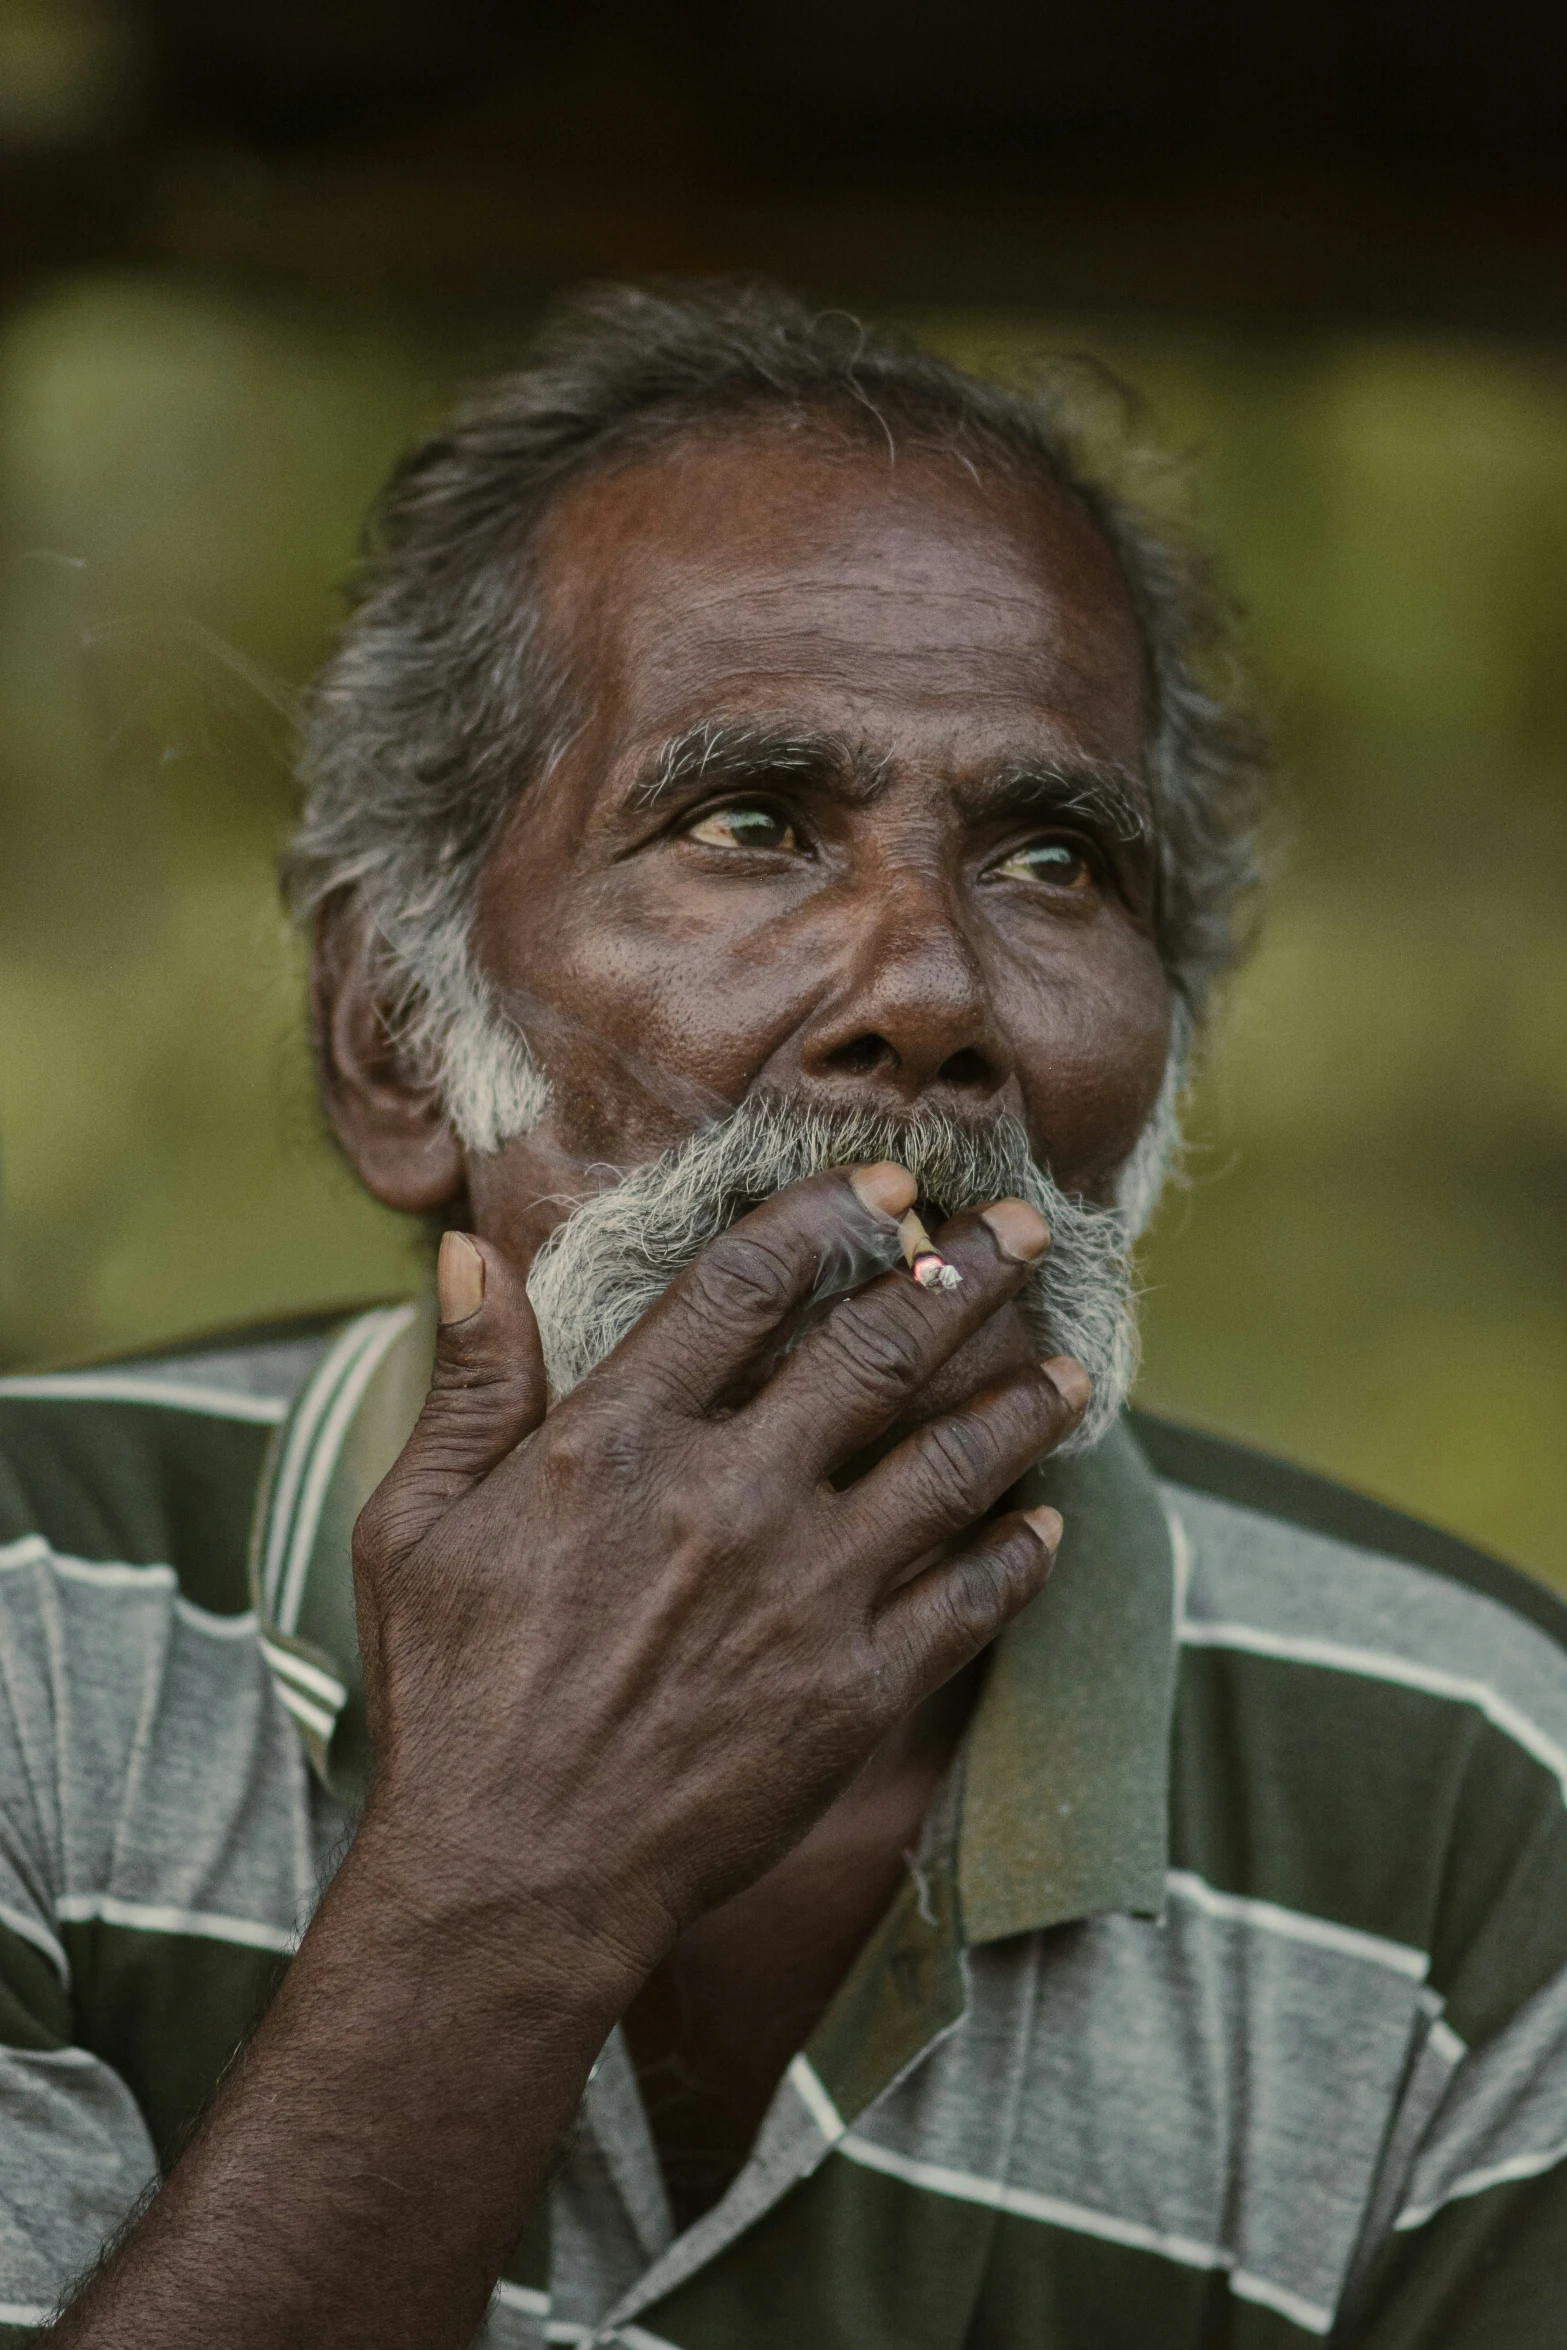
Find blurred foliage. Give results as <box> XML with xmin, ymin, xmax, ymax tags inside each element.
<box><xmin>1</xmin><ymin>277</ymin><xmax>1563</xmax><ymax>1587</ymax></box>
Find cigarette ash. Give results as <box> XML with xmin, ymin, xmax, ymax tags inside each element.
<box><xmin>898</xmin><ymin>1208</ymin><xmax>963</xmax><ymax>1290</ymax></box>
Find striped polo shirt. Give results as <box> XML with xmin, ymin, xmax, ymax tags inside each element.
<box><xmin>1</xmin><ymin>1302</ymin><xmax>1565</xmax><ymax>2346</ymax></box>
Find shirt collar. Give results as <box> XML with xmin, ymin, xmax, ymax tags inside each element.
<box><xmin>248</xmin><ymin>1296</ymin><xmax>1180</xmax><ymax>1941</ymax></box>
<box><xmin>958</xmin><ymin>1417</ymin><xmax>1179</xmax><ymax>1941</ymax></box>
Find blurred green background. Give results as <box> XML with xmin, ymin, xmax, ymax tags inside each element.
<box><xmin>1</xmin><ymin>4</ymin><xmax>1564</xmax><ymax>1589</ymax></box>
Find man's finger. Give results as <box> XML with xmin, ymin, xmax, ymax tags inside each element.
<box><xmin>748</xmin><ymin>1199</ymin><xmax>1052</xmax><ymax>1475</ymax></box>
<box><xmin>359</xmin><ymin>1235</ymin><xmax>547</xmax><ymax>1562</ymax></box>
<box><xmin>833</xmin><ymin>1356</ymin><xmax>1089</xmax><ymax>1584</ymax></box>
<box><xmin>593</xmin><ymin>1162</ymin><xmax>915</xmax><ymax>1415</ymax></box>
<box><xmin>871</xmin><ymin>1504</ymin><xmax>1063</xmax><ymax>1697</ymax></box>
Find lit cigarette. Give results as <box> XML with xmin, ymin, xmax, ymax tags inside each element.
<box><xmin>897</xmin><ymin>1210</ymin><xmax>963</xmax><ymax>1291</ymax></box>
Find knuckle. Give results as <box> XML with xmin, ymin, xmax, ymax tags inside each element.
<box><xmin>538</xmin><ymin>1413</ymin><xmax>595</xmax><ymax>1489</ymax></box>
<box><xmin>352</xmin><ymin>1483</ymin><xmax>409</xmax><ymax>1569</ymax></box>
<box><xmin>939</xmin><ymin>1555</ymin><xmax>1009</xmax><ymax>1648</ymax></box>
<box><xmin>544</xmin><ymin>1404</ymin><xmax>650</xmax><ymax>1497</ymax></box>
<box><xmin>351</xmin><ymin>1493</ymin><xmax>390</xmax><ymax>1571</ymax></box>
<box><xmin>696</xmin><ymin>1453</ymin><xmax>777</xmax><ymax>1537</ymax></box>
<box><xmin>684</xmin><ymin>1232</ymin><xmax>799</xmax><ymax>1326</ymax></box>
<box><xmin>986</xmin><ymin>1521</ymin><xmax>1051</xmax><ymax>1610</ymax></box>
<box><xmin>820</xmin><ymin>1299</ymin><xmax>927</xmax><ymax>1403</ymax></box>
<box><xmin>896</xmin><ymin>1422</ymin><xmax>999</xmax><ymax>1542</ymax></box>
<box><xmin>918</xmin><ymin>1412</ymin><xmax>999</xmax><ymax>1499</ymax></box>
<box><xmin>910</xmin><ymin>1376</ymin><xmax>1058</xmax><ymax>1514</ymax></box>
<box><xmin>430</xmin><ymin>1353</ymin><xmax>528</xmax><ymax>1403</ymax></box>
<box><xmin>653</xmin><ymin>1449</ymin><xmax>785</xmax><ymax>1579</ymax></box>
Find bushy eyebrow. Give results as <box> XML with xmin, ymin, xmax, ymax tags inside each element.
<box><xmin>633</xmin><ymin>719</ymin><xmax>871</xmax><ymax>809</ymax></box>
<box><xmin>632</xmin><ymin>720</ymin><xmax>1150</xmax><ymax>844</ymax></box>
<box><xmin>973</xmin><ymin>760</ymin><xmax>1152</xmax><ymax>844</ymax></box>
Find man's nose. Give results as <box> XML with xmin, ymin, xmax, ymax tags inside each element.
<box><xmin>783</xmin><ymin>867</ymin><xmax>1015</xmax><ymax>1113</ymax></box>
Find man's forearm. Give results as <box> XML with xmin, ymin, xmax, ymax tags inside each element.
<box><xmin>50</xmin><ymin>1806</ymin><xmax>652</xmax><ymax>2350</ymax></box>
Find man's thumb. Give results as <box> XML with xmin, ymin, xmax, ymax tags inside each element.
<box><xmin>391</xmin><ymin>1232</ymin><xmax>548</xmax><ymax>1512</ymax></box>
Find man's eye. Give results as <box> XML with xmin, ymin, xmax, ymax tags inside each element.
<box><xmin>992</xmin><ymin>836</ymin><xmax>1096</xmax><ymax>891</ymax></box>
<box><xmin>686</xmin><ymin>802</ymin><xmax>798</xmax><ymax>853</ymax></box>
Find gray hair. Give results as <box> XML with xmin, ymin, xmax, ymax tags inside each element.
<box><xmin>282</xmin><ymin>281</ymin><xmax>1267</xmax><ymax>1154</ymax></box>
<box><xmin>526</xmin><ymin>1090</ymin><xmax>1162</xmax><ymax>1455</ymax></box>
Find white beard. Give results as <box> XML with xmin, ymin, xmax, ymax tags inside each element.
<box><xmin>524</xmin><ymin>1084</ymin><xmax>1181</xmax><ymax>1455</ymax></box>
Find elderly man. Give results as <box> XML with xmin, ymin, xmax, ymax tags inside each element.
<box><xmin>2</xmin><ymin>285</ymin><xmax>1564</xmax><ymax>2350</ymax></box>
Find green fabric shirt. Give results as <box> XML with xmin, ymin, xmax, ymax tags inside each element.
<box><xmin>2</xmin><ymin>1301</ymin><xmax>1565</xmax><ymax>2346</ymax></box>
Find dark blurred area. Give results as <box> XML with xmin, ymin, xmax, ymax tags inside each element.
<box><xmin>2</xmin><ymin>0</ymin><xmax>1564</xmax><ymax>1585</ymax></box>
<box><xmin>5</xmin><ymin>1</ymin><xmax>1567</xmax><ymax>318</ymax></box>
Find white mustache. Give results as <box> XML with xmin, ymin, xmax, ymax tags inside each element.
<box><xmin>525</xmin><ymin>1093</ymin><xmax>1155</xmax><ymax>1454</ymax></box>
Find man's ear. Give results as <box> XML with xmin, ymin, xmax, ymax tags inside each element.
<box><xmin>311</xmin><ymin>901</ymin><xmax>466</xmax><ymax>1215</ymax></box>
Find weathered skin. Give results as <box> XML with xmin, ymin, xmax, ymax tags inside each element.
<box><xmin>53</xmin><ymin>427</ymin><xmax>1173</xmax><ymax>2340</ymax></box>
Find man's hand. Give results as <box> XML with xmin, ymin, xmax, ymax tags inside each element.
<box><xmin>50</xmin><ymin>1162</ymin><xmax>1085</xmax><ymax>2350</ymax></box>
<box><xmin>354</xmin><ymin>1161</ymin><xmax>1083</xmax><ymax>1975</ymax></box>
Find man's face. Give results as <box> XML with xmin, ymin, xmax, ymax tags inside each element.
<box><xmin>465</xmin><ymin>425</ymin><xmax>1172</xmax><ymax>1273</ymax></box>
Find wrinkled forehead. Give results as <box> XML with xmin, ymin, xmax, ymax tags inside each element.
<box><xmin>530</xmin><ymin>425</ymin><xmax>1150</xmax><ymax>784</ymax></box>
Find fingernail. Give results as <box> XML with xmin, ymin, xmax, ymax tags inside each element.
<box><xmin>850</xmin><ymin>1161</ymin><xmax>918</xmax><ymax>1218</ymax></box>
<box><xmin>437</xmin><ymin>1231</ymin><xmax>485</xmax><ymax>1325</ymax></box>
<box><xmin>1025</xmin><ymin>1504</ymin><xmax>1064</xmax><ymax>1558</ymax></box>
<box><xmin>1043</xmin><ymin>1355</ymin><xmax>1093</xmax><ymax>1415</ymax></box>
<box><xmin>981</xmin><ymin>1198</ymin><xmax>1052</xmax><ymax>1263</ymax></box>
